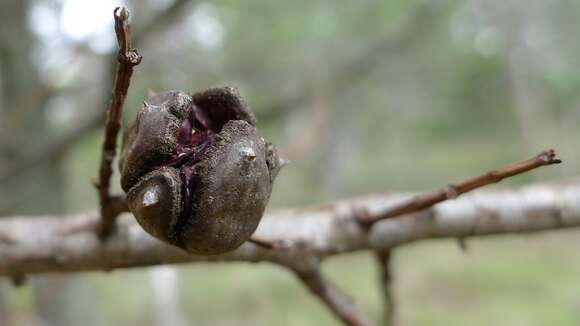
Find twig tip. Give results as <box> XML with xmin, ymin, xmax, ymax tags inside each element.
<box><xmin>114</xmin><ymin>7</ymin><xmax>129</xmax><ymax>21</ymax></box>
<box><xmin>538</xmin><ymin>149</ymin><xmax>562</xmax><ymax>165</ymax></box>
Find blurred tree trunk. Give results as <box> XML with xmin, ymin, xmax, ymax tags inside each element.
<box><xmin>0</xmin><ymin>0</ymin><xmax>65</xmax><ymax>215</ymax></box>
<box><xmin>472</xmin><ymin>0</ymin><xmax>559</xmax><ymax>172</ymax></box>
<box><xmin>0</xmin><ymin>2</ymin><xmax>99</xmax><ymax>326</ymax></box>
<box><xmin>488</xmin><ymin>1</ymin><xmax>580</xmax><ymax>184</ymax></box>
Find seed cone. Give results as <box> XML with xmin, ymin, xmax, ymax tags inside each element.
<box><xmin>120</xmin><ymin>87</ymin><xmax>282</xmax><ymax>254</ymax></box>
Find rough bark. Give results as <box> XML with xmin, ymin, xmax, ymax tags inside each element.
<box><xmin>0</xmin><ymin>180</ymin><xmax>578</xmax><ymax>276</ymax></box>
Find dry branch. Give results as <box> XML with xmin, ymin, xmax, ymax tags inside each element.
<box><xmin>0</xmin><ymin>180</ymin><xmax>578</xmax><ymax>276</ymax></box>
<box><xmin>95</xmin><ymin>7</ymin><xmax>141</xmax><ymax>237</ymax></box>
<box><xmin>357</xmin><ymin>149</ymin><xmax>561</xmax><ymax>227</ymax></box>
<box><xmin>1</xmin><ymin>178</ymin><xmax>577</xmax><ymax>325</ymax></box>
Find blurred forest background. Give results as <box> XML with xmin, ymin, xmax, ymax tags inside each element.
<box><xmin>1</xmin><ymin>0</ymin><xmax>580</xmax><ymax>325</ymax></box>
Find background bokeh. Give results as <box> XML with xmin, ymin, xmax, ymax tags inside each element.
<box><xmin>1</xmin><ymin>0</ymin><xmax>579</xmax><ymax>325</ymax></box>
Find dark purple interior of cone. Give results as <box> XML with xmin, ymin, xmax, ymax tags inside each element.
<box><xmin>165</xmin><ymin>103</ymin><xmax>214</xmax><ymax>244</ymax></box>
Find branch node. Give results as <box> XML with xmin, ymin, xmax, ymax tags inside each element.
<box><xmin>444</xmin><ymin>184</ymin><xmax>459</xmax><ymax>199</ymax></box>
<box><xmin>353</xmin><ymin>206</ymin><xmax>373</xmax><ymax>230</ymax></box>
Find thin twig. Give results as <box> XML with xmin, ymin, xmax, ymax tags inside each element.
<box><xmin>358</xmin><ymin>149</ymin><xmax>562</xmax><ymax>227</ymax></box>
<box><xmin>96</xmin><ymin>7</ymin><xmax>142</xmax><ymax>237</ymax></box>
<box><xmin>375</xmin><ymin>250</ymin><xmax>395</xmax><ymax>326</ymax></box>
<box><xmin>295</xmin><ymin>269</ymin><xmax>373</xmax><ymax>326</ymax></box>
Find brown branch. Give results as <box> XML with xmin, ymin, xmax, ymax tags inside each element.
<box><xmin>375</xmin><ymin>250</ymin><xmax>395</xmax><ymax>326</ymax></box>
<box><xmin>357</xmin><ymin>149</ymin><xmax>562</xmax><ymax>227</ymax></box>
<box><xmin>95</xmin><ymin>7</ymin><xmax>142</xmax><ymax>237</ymax></box>
<box><xmin>295</xmin><ymin>268</ymin><xmax>373</xmax><ymax>326</ymax></box>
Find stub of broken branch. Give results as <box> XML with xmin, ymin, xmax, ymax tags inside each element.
<box><xmin>95</xmin><ymin>7</ymin><xmax>141</xmax><ymax>238</ymax></box>
<box><xmin>357</xmin><ymin>149</ymin><xmax>562</xmax><ymax>227</ymax></box>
